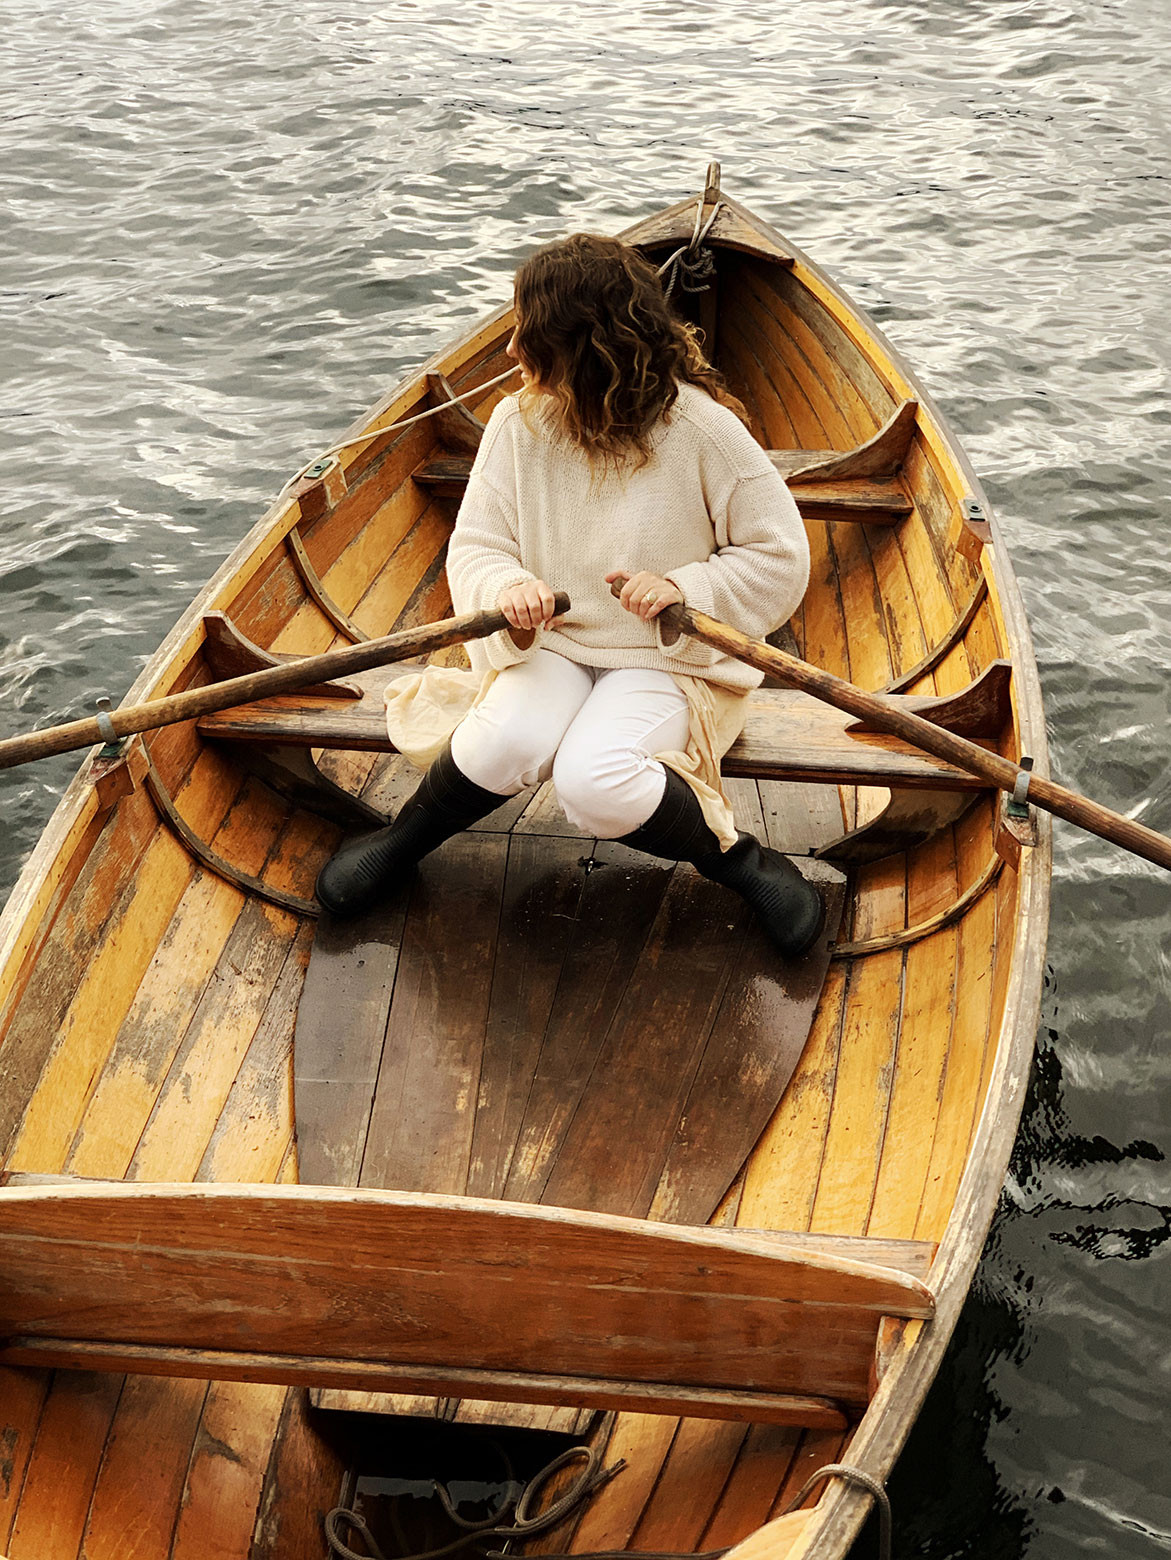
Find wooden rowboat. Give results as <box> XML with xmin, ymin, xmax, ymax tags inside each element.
<box><xmin>0</xmin><ymin>167</ymin><xmax>1050</xmax><ymax>1560</ymax></box>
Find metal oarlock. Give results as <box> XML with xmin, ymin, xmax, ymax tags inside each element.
<box><xmin>94</xmin><ymin>697</ymin><xmax>119</xmax><ymax>749</ymax></box>
<box><xmin>1008</xmin><ymin>755</ymin><xmax>1034</xmax><ymax>820</ymax></box>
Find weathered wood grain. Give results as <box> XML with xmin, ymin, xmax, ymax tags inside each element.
<box><xmin>294</xmin><ymin>896</ymin><xmax>410</xmax><ymax>1188</ymax></box>
<box><xmin>0</xmin><ymin>1184</ymin><xmax>935</xmax><ymax>1411</ymax></box>
<box><xmin>77</xmin><ymin>1374</ymin><xmax>207</xmax><ymax>1560</ymax></box>
<box><xmin>5</xmin><ymin>1371</ymin><xmax>123</xmax><ymax>1560</ymax></box>
<box><xmin>466</xmin><ymin>836</ymin><xmax>588</xmax><ymax>1198</ymax></box>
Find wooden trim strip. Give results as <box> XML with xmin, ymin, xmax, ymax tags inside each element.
<box><xmin>830</xmin><ymin>856</ymin><xmax>1002</xmax><ymax>959</ymax></box>
<box><xmin>0</xmin><ymin>1338</ymin><xmax>850</xmax><ymax>1430</ymax></box>
<box><xmin>141</xmin><ymin>749</ymin><xmax>319</xmax><ymax>919</ymax></box>
<box><xmin>286</xmin><ymin>528</ymin><xmax>370</xmax><ymax>644</ymax></box>
<box><xmin>882</xmin><ymin>579</ymin><xmax>989</xmax><ymax>694</ymax></box>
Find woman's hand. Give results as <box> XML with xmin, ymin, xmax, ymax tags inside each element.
<box><xmin>605</xmin><ymin>570</ymin><xmax>684</xmax><ymax>622</ymax></box>
<box><xmin>497</xmin><ymin>579</ymin><xmax>559</xmax><ymax>632</ymax></box>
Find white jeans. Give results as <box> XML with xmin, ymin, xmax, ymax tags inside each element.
<box><xmin>450</xmin><ymin>649</ymin><xmax>692</xmax><ymax>838</ymax></box>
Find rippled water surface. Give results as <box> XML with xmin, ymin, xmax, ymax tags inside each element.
<box><xmin>3</xmin><ymin>1</ymin><xmax>1170</xmax><ymax>1553</ymax></box>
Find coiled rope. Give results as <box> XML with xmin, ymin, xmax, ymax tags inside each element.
<box><xmin>656</xmin><ymin>198</ymin><xmax>725</xmax><ymax>299</ymax></box>
<box><xmin>324</xmin><ymin>1444</ymin><xmax>625</xmax><ymax>1560</ymax></box>
<box><xmin>325</xmin><ymin>1441</ymin><xmax>890</xmax><ymax>1560</ymax></box>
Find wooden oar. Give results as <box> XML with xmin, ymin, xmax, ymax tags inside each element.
<box><xmin>0</xmin><ymin>597</ymin><xmax>569</xmax><ymax>773</ymax></box>
<box><xmin>658</xmin><ymin>599</ymin><xmax>1171</xmax><ymax>872</ymax></box>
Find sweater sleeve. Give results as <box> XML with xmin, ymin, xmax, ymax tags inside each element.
<box><xmin>446</xmin><ymin>402</ymin><xmax>538</xmax><ymax>670</ymax></box>
<box><xmin>656</xmin><ymin>463</ymin><xmax>810</xmax><ymax>667</ymax></box>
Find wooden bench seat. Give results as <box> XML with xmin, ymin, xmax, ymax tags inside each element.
<box><xmin>199</xmin><ymin>676</ymin><xmax>999</xmax><ymax>794</ymax></box>
<box><xmin>412</xmin><ymin>455</ymin><xmax>913</xmax><ymax>524</ymax></box>
<box><xmin>0</xmin><ymin>1181</ymin><xmax>935</xmax><ymax>1425</ymax></box>
<box><xmin>412</xmin><ymin>401</ymin><xmax>921</xmax><ymax>526</ymax></box>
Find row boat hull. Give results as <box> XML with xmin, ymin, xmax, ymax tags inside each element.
<box><xmin>0</xmin><ymin>175</ymin><xmax>1049</xmax><ymax>1560</ymax></box>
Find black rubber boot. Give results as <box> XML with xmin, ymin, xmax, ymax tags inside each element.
<box><xmin>619</xmin><ymin>769</ymin><xmax>825</xmax><ymax>959</ymax></box>
<box><xmin>315</xmin><ymin>745</ymin><xmax>509</xmax><ymax>917</ymax></box>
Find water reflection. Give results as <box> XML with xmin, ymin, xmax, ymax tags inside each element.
<box><xmin>3</xmin><ymin>0</ymin><xmax>1170</xmax><ymax>1552</ymax></box>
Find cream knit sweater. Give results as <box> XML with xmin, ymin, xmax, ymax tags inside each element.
<box><xmin>446</xmin><ymin>382</ymin><xmax>810</xmax><ymax>692</ymax></box>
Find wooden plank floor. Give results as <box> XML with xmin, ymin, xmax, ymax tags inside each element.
<box><xmin>296</xmin><ymin>774</ymin><xmax>845</xmax><ymax>1429</ymax></box>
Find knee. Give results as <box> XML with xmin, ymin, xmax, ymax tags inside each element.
<box><xmin>451</xmin><ymin>704</ymin><xmax>559</xmax><ymax>794</ymax></box>
<box><xmin>552</xmin><ymin>746</ymin><xmax>665</xmax><ymax>838</ymax></box>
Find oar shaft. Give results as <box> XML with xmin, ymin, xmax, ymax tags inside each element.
<box><xmin>662</xmin><ymin>602</ymin><xmax>1171</xmax><ymax>873</ymax></box>
<box><xmin>0</xmin><ymin>598</ymin><xmax>569</xmax><ymax>772</ymax></box>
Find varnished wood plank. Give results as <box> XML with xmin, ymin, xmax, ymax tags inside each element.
<box><xmin>79</xmin><ymin>1375</ymin><xmax>207</xmax><ymax>1560</ymax></box>
<box><xmin>128</xmin><ymin>899</ymin><xmax>300</xmax><ymax>1183</ymax></box>
<box><xmin>758</xmin><ymin>778</ymin><xmax>844</xmax><ymax>855</ymax></box>
<box><xmin>359</xmin><ymin>832</ymin><xmax>508</xmax><ymax>1193</ymax></box>
<box><xmin>6</xmin><ymin>1340</ymin><xmax>850</xmax><ymax>1429</ymax></box>
<box><xmin>722</xmin><ymin>297</ymin><xmax>830</xmax><ymax>450</ymax></box>
<box><xmin>771</xmin><ymin>1424</ymin><xmax>849</xmax><ymax>1517</ymax></box>
<box><xmin>239</xmin><ymin>421</ymin><xmax>434</xmax><ymax>653</ymax></box>
<box><xmin>538</xmin><ymin>866</ymin><xmax>748</xmax><ymax>1218</ymax></box>
<box><xmin>123</xmin><ymin>810</ymin><xmax>325</xmax><ymax>1185</ymax></box>
<box><xmin>446</xmin><ymin>1397</ymin><xmax>594</xmax><ymax>1433</ymax></box>
<box><xmin>777</xmin><ymin>400</ymin><xmax>918</xmax><ymax>483</ymax></box>
<box><xmin>754</xmin><ymin>262</ymin><xmax>895</xmax><ymax>428</ymax></box>
<box><xmin>6</xmin><ymin>1371</ymin><xmax>123</xmax><ymax>1560</ymax></box>
<box><xmin>66</xmin><ymin>777</ymin><xmax>288</xmax><ymax>1179</ymax></box>
<box><xmin>0</xmin><ymin>1368</ymin><xmax>48</xmax><ymax>1551</ymax></box>
<box><xmin>649</xmin><ymin>862</ymin><xmax>845</xmax><ymax>1224</ymax></box>
<box><xmin>0</xmin><ymin>784</ymin><xmax>159</xmax><ymax>1158</ymax></box>
<box><xmin>569</xmin><ymin>1414</ymin><xmax>681</xmax><ymax>1553</ymax></box>
<box><xmin>168</xmin><ymin>1382</ymin><xmax>287</xmax><ymax>1560</ymax></box>
<box><xmin>723</xmin><ymin>775</ymin><xmax>767</xmax><ymax>838</ymax></box>
<box><xmin>915</xmin><ymin>879</ymin><xmax>997</xmax><ymax>1242</ymax></box>
<box><xmin>503</xmin><ymin>843</ymin><xmax>673</xmax><ymax>1204</ymax></box>
<box><xmin>981</xmin><ymin>860</ymin><xmax>1021</xmax><ymax>1113</ymax></box>
<box><xmin>719</xmin><ymin>315</ymin><xmax>801</xmax><ymax>447</ymax></box>
<box><xmin>294</xmin><ymin>897</ymin><xmax>410</xmax><ymax>1188</ymax></box>
<box><xmin>631</xmin><ymin>1418</ymin><xmax>748</xmax><ymax>1552</ymax></box>
<box><xmin>701</xmin><ymin>1423</ymin><xmax>804</xmax><ymax>1550</ymax></box>
<box><xmin>806</xmin><ymin>946</ymin><xmax>904</xmax><ymax>1237</ymax></box>
<box><xmin>904</xmin><ymin>434</ymin><xmax>982</xmax><ymax>605</ymax></box>
<box><xmin>825</xmin><ymin>518</ymin><xmax>894</xmax><ymax>692</ymax></box>
<box><xmin>6</xmin><ymin>758</ymin><xmax>247</xmax><ymax>1174</ymax></box>
<box><xmin>467</xmin><ymin>836</ymin><xmax>587</xmax><ymax>1198</ymax></box>
<box><xmin>868</xmin><ymin>927</ymin><xmax>960</xmax><ymax>1238</ymax></box>
<box><xmin>200</xmin><ymin>684</ymin><xmax>997</xmax><ymax>790</ymax></box>
<box><xmin>865</xmin><ymin>522</ymin><xmax>931</xmax><ymax>685</ymax></box>
<box><xmin>345</xmin><ymin>502</ymin><xmax>452</xmax><ymax>641</ymax></box>
<box><xmin>250</xmin><ymin>1389</ymin><xmax>346</xmax><ymax>1560</ymax></box>
<box><xmin>714</xmin><ymin>331</ymin><xmax>779</xmax><ymax>447</ymax></box>
<box><xmin>197</xmin><ymin>921</ymin><xmax>315</xmax><ymax>1186</ymax></box>
<box><xmin>733</xmin><ymin>261</ymin><xmax>878</xmax><ymax>444</ymax></box>
<box><xmin>737</xmin><ymin>959</ymin><xmax>849</xmax><ymax>1234</ymax></box>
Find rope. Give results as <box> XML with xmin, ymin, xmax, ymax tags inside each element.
<box><xmin>656</xmin><ymin>198</ymin><xmax>725</xmax><ymax>299</ymax></box>
<box><xmin>325</xmin><ymin>1444</ymin><xmax>626</xmax><ymax>1560</ymax></box>
<box><xmin>280</xmin><ymin>364</ymin><xmax>521</xmax><ymax>494</ymax></box>
<box><xmin>780</xmin><ymin>1463</ymin><xmax>892</xmax><ymax>1560</ymax></box>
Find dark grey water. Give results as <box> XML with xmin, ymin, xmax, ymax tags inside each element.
<box><xmin>2</xmin><ymin>1</ymin><xmax>1170</xmax><ymax>1553</ymax></box>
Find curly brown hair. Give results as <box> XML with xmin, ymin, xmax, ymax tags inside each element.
<box><xmin>512</xmin><ymin>233</ymin><xmax>748</xmax><ymax>467</ymax></box>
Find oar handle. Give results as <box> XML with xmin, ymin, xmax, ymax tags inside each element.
<box><xmin>0</xmin><ymin>595</ymin><xmax>570</xmax><ymax>773</ymax></box>
<box><xmin>654</xmin><ymin>598</ymin><xmax>1171</xmax><ymax>873</ymax></box>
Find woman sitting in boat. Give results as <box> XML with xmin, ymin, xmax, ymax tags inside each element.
<box><xmin>316</xmin><ymin>233</ymin><xmax>823</xmax><ymax>957</ymax></box>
